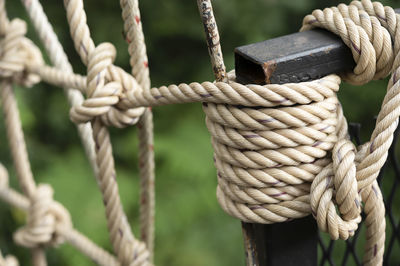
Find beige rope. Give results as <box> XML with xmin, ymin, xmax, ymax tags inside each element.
<box><xmin>0</xmin><ymin>164</ymin><xmax>120</xmax><ymax>266</ymax></box>
<box><xmin>19</xmin><ymin>0</ymin><xmax>99</xmax><ymax>185</ymax></box>
<box><xmin>0</xmin><ymin>248</ymin><xmax>18</xmax><ymax>266</ymax></box>
<box><xmin>0</xmin><ymin>82</ymin><xmax>119</xmax><ymax>266</ymax></box>
<box><xmin>0</xmin><ymin>75</ymin><xmax>46</xmax><ymax>265</ymax></box>
<box><xmin>0</xmin><ymin>1</ymin><xmax>120</xmax><ymax>265</ymax></box>
<box><xmin>0</xmin><ymin>0</ymin><xmax>398</xmax><ymax>265</ymax></box>
<box><xmin>120</xmin><ymin>0</ymin><xmax>155</xmax><ymax>262</ymax></box>
<box><xmin>63</xmin><ymin>0</ymin><xmax>150</xmax><ymax>265</ymax></box>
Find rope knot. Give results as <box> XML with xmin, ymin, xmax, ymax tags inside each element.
<box><xmin>310</xmin><ymin>139</ymin><xmax>362</xmax><ymax>240</ymax></box>
<box><xmin>70</xmin><ymin>42</ymin><xmax>145</xmax><ymax>128</ymax></box>
<box><xmin>0</xmin><ymin>19</ymin><xmax>43</xmax><ymax>87</ymax></box>
<box><xmin>0</xmin><ymin>254</ymin><xmax>18</xmax><ymax>266</ymax></box>
<box><xmin>13</xmin><ymin>184</ymin><xmax>72</xmax><ymax>248</ymax></box>
<box><xmin>118</xmin><ymin>238</ymin><xmax>150</xmax><ymax>266</ymax></box>
<box><xmin>301</xmin><ymin>2</ymin><xmax>395</xmax><ymax>85</ymax></box>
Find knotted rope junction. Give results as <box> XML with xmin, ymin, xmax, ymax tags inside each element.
<box><xmin>0</xmin><ymin>0</ymin><xmax>398</xmax><ymax>265</ymax></box>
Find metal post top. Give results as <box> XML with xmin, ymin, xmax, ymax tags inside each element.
<box><xmin>235</xmin><ymin>7</ymin><xmax>400</xmax><ymax>85</ymax></box>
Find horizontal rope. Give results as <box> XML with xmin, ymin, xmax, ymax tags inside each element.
<box><xmin>0</xmin><ymin>0</ymin><xmax>397</xmax><ymax>266</ymax></box>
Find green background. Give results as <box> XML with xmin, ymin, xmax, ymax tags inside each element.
<box><xmin>0</xmin><ymin>0</ymin><xmax>399</xmax><ymax>265</ymax></box>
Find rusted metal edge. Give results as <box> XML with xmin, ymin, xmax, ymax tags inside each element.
<box><xmin>235</xmin><ymin>28</ymin><xmax>354</xmax><ymax>85</ymax></box>
<box><xmin>235</xmin><ymin>8</ymin><xmax>400</xmax><ymax>85</ymax></box>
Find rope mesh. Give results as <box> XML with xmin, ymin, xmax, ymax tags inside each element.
<box><xmin>0</xmin><ymin>0</ymin><xmax>398</xmax><ymax>265</ymax></box>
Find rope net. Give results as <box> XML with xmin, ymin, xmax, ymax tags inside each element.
<box><xmin>0</xmin><ymin>0</ymin><xmax>397</xmax><ymax>265</ymax></box>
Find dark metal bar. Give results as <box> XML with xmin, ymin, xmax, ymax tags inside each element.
<box><xmin>235</xmin><ymin>7</ymin><xmax>400</xmax><ymax>85</ymax></box>
<box><xmin>241</xmin><ymin>218</ymin><xmax>318</xmax><ymax>266</ymax></box>
<box><xmin>235</xmin><ymin>28</ymin><xmax>354</xmax><ymax>85</ymax></box>
<box><xmin>256</xmin><ymin>217</ymin><xmax>318</xmax><ymax>266</ymax></box>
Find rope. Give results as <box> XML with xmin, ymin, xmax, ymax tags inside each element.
<box><xmin>120</xmin><ymin>0</ymin><xmax>155</xmax><ymax>261</ymax></box>
<box><xmin>0</xmin><ymin>0</ymin><xmax>398</xmax><ymax>265</ymax></box>
<box><xmin>20</xmin><ymin>0</ymin><xmax>99</xmax><ymax>183</ymax></box>
<box><xmin>0</xmin><ymin>164</ymin><xmax>119</xmax><ymax>266</ymax></box>
<box><xmin>64</xmin><ymin>0</ymin><xmax>149</xmax><ymax>265</ymax></box>
<box><xmin>0</xmin><ymin>250</ymin><xmax>18</xmax><ymax>266</ymax></box>
<box><xmin>0</xmin><ymin>0</ymin><xmax>130</xmax><ymax>265</ymax></box>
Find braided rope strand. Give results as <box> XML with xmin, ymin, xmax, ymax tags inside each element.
<box><xmin>120</xmin><ymin>0</ymin><xmax>155</xmax><ymax>261</ymax></box>
<box><xmin>64</xmin><ymin>0</ymin><xmax>149</xmax><ymax>264</ymax></box>
<box><xmin>0</xmin><ymin>0</ymin><xmax>399</xmax><ymax>265</ymax></box>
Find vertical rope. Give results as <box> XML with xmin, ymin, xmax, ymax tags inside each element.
<box><xmin>63</xmin><ymin>0</ymin><xmax>149</xmax><ymax>264</ymax></box>
<box><xmin>0</xmin><ymin>6</ymin><xmax>46</xmax><ymax>262</ymax></box>
<box><xmin>0</xmin><ymin>82</ymin><xmax>46</xmax><ymax>266</ymax></box>
<box><xmin>20</xmin><ymin>0</ymin><xmax>99</xmax><ymax>181</ymax></box>
<box><xmin>0</xmin><ymin>82</ymin><xmax>36</xmax><ymax>198</ymax></box>
<box><xmin>120</xmin><ymin>0</ymin><xmax>155</xmax><ymax>261</ymax></box>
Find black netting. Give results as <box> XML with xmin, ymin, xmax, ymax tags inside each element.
<box><xmin>318</xmin><ymin>123</ymin><xmax>400</xmax><ymax>265</ymax></box>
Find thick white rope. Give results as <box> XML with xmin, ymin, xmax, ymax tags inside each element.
<box><xmin>20</xmin><ymin>0</ymin><xmax>99</xmax><ymax>182</ymax></box>
<box><xmin>63</xmin><ymin>0</ymin><xmax>150</xmax><ymax>265</ymax></box>
<box><xmin>120</xmin><ymin>0</ymin><xmax>155</xmax><ymax>261</ymax></box>
<box><xmin>0</xmin><ymin>0</ymin><xmax>398</xmax><ymax>266</ymax></box>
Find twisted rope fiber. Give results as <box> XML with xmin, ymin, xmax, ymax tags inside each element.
<box><xmin>120</xmin><ymin>0</ymin><xmax>155</xmax><ymax>261</ymax></box>
<box><xmin>0</xmin><ymin>81</ymin><xmax>118</xmax><ymax>265</ymax></box>
<box><xmin>206</xmin><ymin>1</ymin><xmax>397</xmax><ymax>265</ymax></box>
<box><xmin>0</xmin><ymin>163</ymin><xmax>119</xmax><ymax>266</ymax></box>
<box><xmin>0</xmin><ymin>4</ymin><xmax>120</xmax><ymax>262</ymax></box>
<box><xmin>0</xmin><ymin>0</ymin><xmax>143</xmax><ymax>265</ymax></box>
<box><xmin>64</xmin><ymin>0</ymin><xmax>150</xmax><ymax>265</ymax></box>
<box><xmin>0</xmin><ymin>2</ymin><xmax>66</xmax><ymax>263</ymax></box>
<box><xmin>19</xmin><ymin>0</ymin><xmax>99</xmax><ymax>183</ymax></box>
<box><xmin>0</xmin><ymin>0</ymin><xmax>398</xmax><ymax>265</ymax></box>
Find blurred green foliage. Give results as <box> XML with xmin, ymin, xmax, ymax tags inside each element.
<box><xmin>0</xmin><ymin>0</ymin><xmax>399</xmax><ymax>265</ymax></box>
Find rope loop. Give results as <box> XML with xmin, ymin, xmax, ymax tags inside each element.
<box><xmin>0</xmin><ymin>18</ymin><xmax>43</xmax><ymax>87</ymax></box>
<box><xmin>301</xmin><ymin>1</ymin><xmax>394</xmax><ymax>85</ymax></box>
<box><xmin>310</xmin><ymin>139</ymin><xmax>362</xmax><ymax>240</ymax></box>
<box><xmin>210</xmin><ymin>1</ymin><xmax>393</xmax><ymax>264</ymax></box>
<box><xmin>70</xmin><ymin>42</ymin><xmax>145</xmax><ymax>128</ymax></box>
<box><xmin>13</xmin><ymin>184</ymin><xmax>72</xmax><ymax>248</ymax></box>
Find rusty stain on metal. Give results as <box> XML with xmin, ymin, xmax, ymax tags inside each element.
<box><xmin>262</xmin><ymin>60</ymin><xmax>277</xmax><ymax>84</ymax></box>
<box><xmin>235</xmin><ymin>29</ymin><xmax>356</xmax><ymax>85</ymax></box>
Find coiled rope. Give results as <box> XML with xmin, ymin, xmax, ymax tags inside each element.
<box><xmin>0</xmin><ymin>0</ymin><xmax>398</xmax><ymax>265</ymax></box>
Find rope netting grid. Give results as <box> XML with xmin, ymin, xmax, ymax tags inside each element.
<box><xmin>0</xmin><ymin>0</ymin><xmax>398</xmax><ymax>265</ymax></box>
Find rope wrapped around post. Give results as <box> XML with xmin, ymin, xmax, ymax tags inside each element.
<box><xmin>0</xmin><ymin>0</ymin><xmax>399</xmax><ymax>265</ymax></box>
<box><xmin>204</xmin><ymin>1</ymin><xmax>397</xmax><ymax>265</ymax></box>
